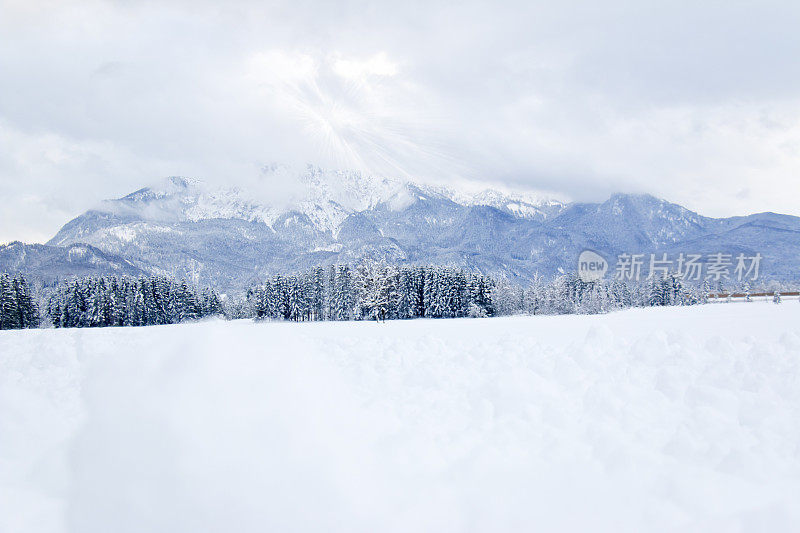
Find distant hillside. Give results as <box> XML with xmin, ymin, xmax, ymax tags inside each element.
<box><xmin>0</xmin><ymin>241</ymin><xmax>145</xmax><ymax>283</ymax></box>
<box><xmin>2</xmin><ymin>167</ymin><xmax>798</xmax><ymax>289</ymax></box>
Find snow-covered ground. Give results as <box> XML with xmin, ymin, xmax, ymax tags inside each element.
<box><xmin>2</xmin><ymin>304</ymin><xmax>800</xmax><ymax>532</ymax></box>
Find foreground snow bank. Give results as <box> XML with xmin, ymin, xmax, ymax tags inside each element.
<box><xmin>2</xmin><ymin>305</ymin><xmax>800</xmax><ymax>532</ymax></box>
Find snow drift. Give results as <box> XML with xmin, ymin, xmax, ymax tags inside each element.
<box><xmin>2</xmin><ymin>304</ymin><xmax>800</xmax><ymax>532</ymax></box>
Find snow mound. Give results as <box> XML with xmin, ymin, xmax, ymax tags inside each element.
<box><xmin>2</xmin><ymin>304</ymin><xmax>800</xmax><ymax>532</ymax></box>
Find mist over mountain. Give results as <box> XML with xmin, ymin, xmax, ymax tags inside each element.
<box><xmin>3</xmin><ymin>167</ymin><xmax>799</xmax><ymax>290</ymax></box>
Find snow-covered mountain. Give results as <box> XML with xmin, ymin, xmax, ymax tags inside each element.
<box><xmin>47</xmin><ymin>168</ymin><xmax>563</xmax><ymax>235</ymax></box>
<box><xmin>4</xmin><ymin>167</ymin><xmax>800</xmax><ymax>289</ymax></box>
<box><xmin>0</xmin><ymin>241</ymin><xmax>145</xmax><ymax>282</ymax></box>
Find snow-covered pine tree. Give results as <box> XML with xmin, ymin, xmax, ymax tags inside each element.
<box><xmin>423</xmin><ymin>267</ymin><xmax>443</xmax><ymax>318</ymax></box>
<box><xmin>396</xmin><ymin>267</ymin><xmax>417</xmax><ymax>319</ymax></box>
<box><xmin>9</xmin><ymin>274</ymin><xmax>40</xmax><ymax>328</ymax></box>
<box><xmin>413</xmin><ymin>266</ymin><xmax>426</xmax><ymax>318</ymax></box>
<box><xmin>286</xmin><ymin>276</ymin><xmax>301</xmax><ymax>321</ymax></box>
<box><xmin>273</xmin><ymin>275</ymin><xmax>289</xmax><ymax>320</ymax></box>
<box><xmin>47</xmin><ymin>294</ymin><xmax>62</xmax><ymax>328</ymax></box>
<box><xmin>384</xmin><ymin>265</ymin><xmax>400</xmax><ymax>320</ymax></box>
<box><xmin>331</xmin><ymin>265</ymin><xmax>353</xmax><ymax>321</ymax></box>
<box><xmin>312</xmin><ymin>266</ymin><xmax>326</xmax><ymax>321</ymax></box>
<box><xmin>647</xmin><ymin>278</ymin><xmax>664</xmax><ymax>306</ymax></box>
<box><xmin>0</xmin><ymin>274</ymin><xmax>19</xmax><ymax>329</ymax></box>
<box><xmin>353</xmin><ymin>259</ymin><xmax>391</xmax><ymax>321</ymax></box>
<box><xmin>478</xmin><ymin>275</ymin><xmax>495</xmax><ymax>317</ymax></box>
<box><xmin>326</xmin><ymin>265</ymin><xmax>337</xmax><ymax>320</ymax></box>
<box><xmin>700</xmin><ymin>279</ymin><xmax>711</xmax><ymax>304</ymax></box>
<box><xmin>523</xmin><ymin>272</ymin><xmax>544</xmax><ymax>315</ymax></box>
<box><xmin>200</xmin><ymin>287</ymin><xmax>224</xmax><ymax>318</ymax></box>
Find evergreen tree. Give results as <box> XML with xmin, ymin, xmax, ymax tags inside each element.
<box><xmin>0</xmin><ymin>274</ymin><xmax>19</xmax><ymax>329</ymax></box>
<box><xmin>311</xmin><ymin>266</ymin><xmax>326</xmax><ymax>321</ymax></box>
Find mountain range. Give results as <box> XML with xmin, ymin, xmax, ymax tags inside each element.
<box><xmin>2</xmin><ymin>166</ymin><xmax>799</xmax><ymax>290</ymax></box>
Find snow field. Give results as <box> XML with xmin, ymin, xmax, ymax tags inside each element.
<box><xmin>1</xmin><ymin>304</ymin><xmax>800</xmax><ymax>532</ymax></box>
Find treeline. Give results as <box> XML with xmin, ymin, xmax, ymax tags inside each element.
<box><xmin>47</xmin><ymin>276</ymin><xmax>224</xmax><ymax>328</ymax></box>
<box><xmin>2</xmin><ymin>264</ymin><xmax>795</xmax><ymax>331</ymax></box>
<box><xmin>247</xmin><ymin>263</ymin><xmax>495</xmax><ymax>322</ymax></box>
<box><xmin>0</xmin><ymin>273</ymin><xmax>40</xmax><ymax>329</ymax></box>
<box><xmin>494</xmin><ymin>272</ymin><xmax>704</xmax><ymax>316</ymax></box>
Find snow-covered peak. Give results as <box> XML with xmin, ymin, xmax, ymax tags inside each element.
<box><xmin>105</xmin><ymin>176</ymin><xmax>278</xmax><ymax>226</ymax></box>
<box><xmin>601</xmin><ymin>193</ymin><xmax>705</xmax><ymax>227</ymax></box>
<box><xmin>121</xmin><ymin>176</ymin><xmax>201</xmax><ymax>201</ymax></box>
<box><xmin>100</xmin><ymin>167</ymin><xmax>565</xmax><ymax>231</ymax></box>
<box><xmin>295</xmin><ymin>165</ymin><xmax>406</xmax><ymax>212</ymax></box>
<box><xmin>461</xmin><ymin>188</ymin><xmax>566</xmax><ymax>220</ymax></box>
<box><xmin>262</xmin><ymin>164</ymin><xmax>567</xmax><ymax>217</ymax></box>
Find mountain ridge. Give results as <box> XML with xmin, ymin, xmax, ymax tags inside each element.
<box><xmin>3</xmin><ymin>169</ymin><xmax>799</xmax><ymax>289</ymax></box>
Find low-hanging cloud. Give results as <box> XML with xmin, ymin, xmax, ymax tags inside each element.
<box><xmin>1</xmin><ymin>0</ymin><xmax>799</xmax><ymax>242</ymax></box>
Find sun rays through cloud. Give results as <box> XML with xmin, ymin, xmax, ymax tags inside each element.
<box><xmin>3</xmin><ymin>0</ymin><xmax>800</xmax><ymax>242</ymax></box>
<box><xmin>243</xmin><ymin>49</ymin><xmax>468</xmax><ymax>183</ymax></box>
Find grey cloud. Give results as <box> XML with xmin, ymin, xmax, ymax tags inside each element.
<box><xmin>1</xmin><ymin>0</ymin><xmax>799</xmax><ymax>242</ymax></box>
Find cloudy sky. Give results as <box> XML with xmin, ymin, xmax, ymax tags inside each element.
<box><xmin>2</xmin><ymin>0</ymin><xmax>800</xmax><ymax>243</ymax></box>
